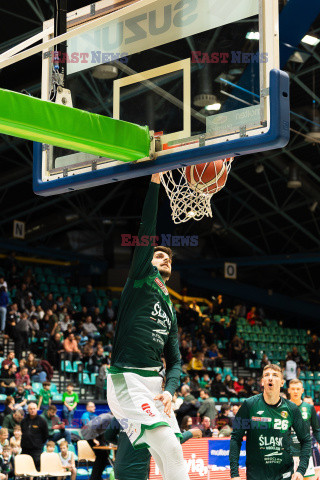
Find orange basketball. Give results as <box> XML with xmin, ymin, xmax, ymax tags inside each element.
<box><xmin>185</xmin><ymin>158</ymin><xmax>233</xmax><ymax>194</ymax></box>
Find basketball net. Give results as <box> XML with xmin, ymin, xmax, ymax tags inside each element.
<box><xmin>160</xmin><ymin>158</ymin><xmax>233</xmax><ymax>224</ymax></box>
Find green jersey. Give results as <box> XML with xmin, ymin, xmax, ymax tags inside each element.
<box><xmin>111</xmin><ymin>182</ymin><xmax>181</xmax><ymax>395</ymax></box>
<box><xmin>230</xmin><ymin>394</ymin><xmax>311</xmax><ymax>480</ymax></box>
<box><xmin>291</xmin><ymin>401</ymin><xmax>320</xmax><ymax>456</ymax></box>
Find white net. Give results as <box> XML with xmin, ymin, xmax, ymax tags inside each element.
<box><xmin>160</xmin><ymin>158</ymin><xmax>233</xmax><ymax>224</ymax></box>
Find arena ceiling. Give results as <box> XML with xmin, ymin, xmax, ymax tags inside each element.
<box><xmin>0</xmin><ymin>1</ymin><xmax>320</xmax><ymax>308</ymax></box>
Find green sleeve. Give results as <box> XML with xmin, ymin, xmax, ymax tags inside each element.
<box><xmin>163</xmin><ymin>314</ymin><xmax>181</xmax><ymax>396</ymax></box>
<box><xmin>181</xmin><ymin>431</ymin><xmax>193</xmax><ymax>443</ymax></box>
<box><xmin>74</xmin><ymin>393</ymin><xmax>79</xmax><ymax>403</ymax></box>
<box><xmin>292</xmin><ymin>405</ymin><xmax>312</xmax><ymax>476</ymax></box>
<box><xmin>310</xmin><ymin>406</ymin><xmax>320</xmax><ymax>444</ymax></box>
<box><xmin>104</xmin><ymin>418</ymin><xmax>120</xmax><ymax>444</ymax></box>
<box><xmin>229</xmin><ymin>401</ymin><xmax>249</xmax><ymax>479</ymax></box>
<box><xmin>128</xmin><ymin>182</ymin><xmax>160</xmax><ymax>280</ymax></box>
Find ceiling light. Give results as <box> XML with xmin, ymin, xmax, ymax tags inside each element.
<box><xmin>246</xmin><ymin>32</ymin><xmax>260</xmax><ymax>40</ymax></box>
<box><xmin>92</xmin><ymin>64</ymin><xmax>118</xmax><ymax>79</ymax></box>
<box><xmin>205</xmin><ymin>103</ymin><xmax>221</xmax><ymax>111</ymax></box>
<box><xmin>301</xmin><ymin>35</ymin><xmax>320</xmax><ymax>47</ymax></box>
<box><xmin>255</xmin><ymin>163</ymin><xmax>264</xmax><ymax>174</ymax></box>
<box><xmin>287</xmin><ymin>165</ymin><xmax>302</xmax><ymax>189</ymax></box>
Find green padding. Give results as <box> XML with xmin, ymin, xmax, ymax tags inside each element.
<box><xmin>0</xmin><ymin>88</ymin><xmax>150</xmax><ymax>162</ymax></box>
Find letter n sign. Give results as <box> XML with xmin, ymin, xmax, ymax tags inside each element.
<box><xmin>13</xmin><ymin>220</ymin><xmax>25</xmax><ymax>239</ymax></box>
<box><xmin>224</xmin><ymin>262</ymin><xmax>237</xmax><ymax>279</ymax></box>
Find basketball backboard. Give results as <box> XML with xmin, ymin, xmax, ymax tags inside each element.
<box><xmin>34</xmin><ymin>0</ymin><xmax>290</xmax><ymax>195</ymax></box>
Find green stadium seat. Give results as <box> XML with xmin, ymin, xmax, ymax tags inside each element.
<box><xmin>239</xmin><ymin>397</ymin><xmax>247</xmax><ymax>403</ymax></box>
<box><xmin>229</xmin><ymin>397</ymin><xmax>239</xmax><ymax>403</ymax></box>
<box><xmin>211</xmin><ymin>397</ymin><xmax>218</xmax><ymax>403</ymax></box>
<box><xmin>299</xmin><ymin>372</ymin><xmax>306</xmax><ymax>380</ymax></box>
<box><xmin>53</xmin><ymin>393</ymin><xmax>63</xmax><ymax>401</ymax></box>
<box><xmin>219</xmin><ymin>397</ymin><xmax>229</xmax><ymax>403</ymax></box>
<box><xmin>57</xmin><ymin>277</ymin><xmax>66</xmax><ymax>285</ymax></box>
<box><xmin>213</xmin><ymin>367</ymin><xmax>222</xmax><ymax>374</ymax></box>
<box><xmin>305</xmin><ymin>372</ymin><xmax>314</xmax><ymax>380</ymax></box>
<box><xmin>32</xmin><ymin>382</ymin><xmax>42</xmax><ymax>394</ymax></box>
<box><xmin>70</xmin><ymin>286</ymin><xmax>79</xmax><ymax>295</ymax></box>
<box><xmin>314</xmin><ymin>372</ymin><xmax>320</xmax><ymax>381</ymax></box>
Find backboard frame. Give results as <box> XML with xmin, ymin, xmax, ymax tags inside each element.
<box><xmin>33</xmin><ymin>0</ymin><xmax>289</xmax><ymax>196</ymax></box>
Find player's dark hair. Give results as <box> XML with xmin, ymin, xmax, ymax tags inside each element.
<box><xmin>154</xmin><ymin>246</ymin><xmax>173</xmax><ymax>262</ymax></box>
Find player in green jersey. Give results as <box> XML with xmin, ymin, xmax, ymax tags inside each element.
<box><xmin>107</xmin><ymin>174</ymin><xmax>189</xmax><ymax>480</ymax></box>
<box><xmin>230</xmin><ymin>364</ymin><xmax>311</xmax><ymax>480</ymax></box>
<box><xmin>288</xmin><ymin>378</ymin><xmax>320</xmax><ymax>479</ymax></box>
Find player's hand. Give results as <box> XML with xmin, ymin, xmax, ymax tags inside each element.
<box><xmin>190</xmin><ymin>428</ymin><xmax>202</xmax><ymax>438</ymax></box>
<box><xmin>151</xmin><ymin>173</ymin><xmax>161</xmax><ymax>184</ymax></box>
<box><xmin>291</xmin><ymin>473</ymin><xmax>303</xmax><ymax>480</ymax></box>
<box><xmin>154</xmin><ymin>392</ymin><xmax>172</xmax><ymax>417</ymax></box>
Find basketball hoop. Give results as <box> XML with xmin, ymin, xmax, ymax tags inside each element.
<box><xmin>160</xmin><ymin>158</ymin><xmax>233</xmax><ymax>224</ymax></box>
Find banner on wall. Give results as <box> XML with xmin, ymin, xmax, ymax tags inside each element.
<box><xmin>149</xmin><ymin>438</ymin><xmax>247</xmax><ymax>479</ymax></box>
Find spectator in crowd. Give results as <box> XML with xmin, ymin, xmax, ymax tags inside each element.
<box><xmin>233</xmin><ymin>377</ymin><xmax>247</xmax><ymax>397</ymax></box>
<box><xmin>62</xmin><ymin>383</ymin><xmax>79</xmax><ymax>426</ymax></box>
<box><xmin>0</xmin><ymin>277</ymin><xmax>7</xmax><ymax>291</ymax></box>
<box><xmin>87</xmin><ymin>346</ymin><xmax>105</xmax><ymax>374</ymax></box>
<box><xmin>45</xmin><ymin>440</ymin><xmax>56</xmax><ymax>453</ymax></box>
<box><xmin>199</xmin><ymin>373</ymin><xmax>212</xmax><ymax>390</ymax></box>
<box><xmin>197</xmin><ymin>389</ymin><xmax>217</xmax><ymax>421</ymax></box>
<box><xmin>0</xmin><ymin>446</ymin><xmax>14</xmax><ymax>479</ymax></box>
<box><xmin>58</xmin><ymin>441</ymin><xmax>77</xmax><ymax>480</ymax></box>
<box><xmin>307</xmin><ymin>334</ymin><xmax>320</xmax><ymax>371</ymax></box>
<box><xmin>9</xmin><ymin>425</ymin><xmax>22</xmax><ymax>455</ymax></box>
<box><xmin>212</xmin><ymin>294</ymin><xmax>226</xmax><ymax>315</ymax></box>
<box><xmin>21</xmin><ymin>402</ymin><xmax>48</xmax><ymax>469</ymax></box>
<box><xmin>175</xmin><ymin>385</ymin><xmax>198</xmax><ymax>425</ymax></box>
<box><xmin>200</xmin><ymin>416</ymin><xmax>213</xmax><ymax>437</ymax></box>
<box><xmin>82</xmin><ymin>338</ymin><xmax>96</xmax><ymax>363</ymax></box>
<box><xmin>190</xmin><ymin>374</ymin><xmax>201</xmax><ymax>396</ymax></box>
<box><xmin>12</xmin><ymin>386</ymin><xmax>28</xmax><ymax>410</ymax></box>
<box><xmin>211</xmin><ymin>373</ymin><xmax>228</xmax><ymax>399</ymax></box>
<box><xmin>215</xmin><ymin>404</ymin><xmax>232</xmax><ymax>437</ymax></box>
<box><xmin>285</xmin><ymin>353</ymin><xmax>298</xmax><ymax>381</ymax></box>
<box><xmin>261</xmin><ymin>353</ymin><xmax>270</xmax><ymax>370</ymax></box>
<box><xmin>15</xmin><ymin>366</ymin><xmax>31</xmax><ymax>390</ymax></box>
<box><xmin>82</xmin><ymin>316</ymin><xmax>98</xmax><ymax>338</ymax></box>
<box><xmin>180</xmin><ymin>416</ymin><xmax>193</xmax><ymax>432</ymax></box>
<box><xmin>244</xmin><ymin>377</ymin><xmax>260</xmax><ymax>397</ymax></box>
<box><xmin>41</xmin><ymin>405</ymin><xmax>71</xmax><ymax>444</ymax></box>
<box><xmin>15</xmin><ymin>312</ymin><xmax>29</xmax><ymax>352</ymax></box>
<box><xmin>188</xmin><ymin>352</ymin><xmax>206</xmax><ymax>374</ymax></box>
<box><xmin>105</xmin><ymin>300</ymin><xmax>116</xmax><ymax>322</ymax></box>
<box><xmin>246</xmin><ymin>306</ymin><xmax>260</xmax><ymax>325</ymax></box>
<box><xmin>0</xmin><ymin>366</ymin><xmax>17</xmax><ymax>395</ymax></box>
<box><xmin>81</xmin><ymin>402</ymin><xmax>97</xmax><ymax>426</ymax></box>
<box><xmin>2</xmin><ymin>408</ymin><xmax>24</xmax><ymax>436</ymax></box>
<box><xmin>3</xmin><ymin>397</ymin><xmax>15</xmax><ymax>417</ymax></box>
<box><xmin>230</xmin><ymin>335</ymin><xmax>245</xmax><ymax>366</ymax></box>
<box><xmin>0</xmin><ymin>286</ymin><xmax>9</xmax><ymax>333</ymax></box>
<box><xmin>37</xmin><ymin>381</ymin><xmax>52</xmax><ymax>411</ymax></box>
<box><xmin>0</xmin><ymin>430</ymin><xmax>9</xmax><ymax>454</ymax></box>
<box><xmin>6</xmin><ymin>310</ymin><xmax>23</xmax><ymax>360</ymax></box>
<box><xmin>1</xmin><ymin>352</ymin><xmax>15</xmax><ymax>371</ymax></box>
<box><xmin>180</xmin><ymin>340</ymin><xmax>193</xmax><ymax>365</ymax></box>
<box><xmin>291</xmin><ymin>346</ymin><xmax>305</xmax><ymax>370</ymax></box>
<box><xmin>95</xmin><ymin>358</ymin><xmax>109</xmax><ymax>400</ymax></box>
<box><xmin>81</xmin><ymin>285</ymin><xmax>98</xmax><ymax>312</ymax></box>
<box><xmin>47</xmin><ymin>332</ymin><xmax>64</xmax><ymax>369</ymax></box>
<box><xmin>26</xmin><ymin>352</ymin><xmax>46</xmax><ymax>383</ymax></box>
<box><xmin>224</xmin><ymin>374</ymin><xmax>238</xmax><ymax>398</ymax></box>
<box><xmin>229</xmin><ymin>405</ymin><xmax>240</xmax><ymax>426</ymax></box>
<box><xmin>205</xmin><ymin>344</ymin><xmax>224</xmax><ymax>369</ymax></box>
<box><xmin>63</xmin><ymin>333</ymin><xmax>81</xmax><ymax>362</ymax></box>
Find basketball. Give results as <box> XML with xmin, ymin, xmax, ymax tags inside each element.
<box><xmin>185</xmin><ymin>158</ymin><xmax>233</xmax><ymax>194</ymax></box>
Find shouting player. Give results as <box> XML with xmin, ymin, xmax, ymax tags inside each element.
<box><xmin>107</xmin><ymin>174</ymin><xmax>189</xmax><ymax>480</ymax></box>
<box><xmin>288</xmin><ymin>378</ymin><xmax>320</xmax><ymax>479</ymax></box>
<box><xmin>230</xmin><ymin>364</ymin><xmax>311</xmax><ymax>480</ymax></box>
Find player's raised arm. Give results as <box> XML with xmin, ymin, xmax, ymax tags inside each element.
<box><xmin>229</xmin><ymin>401</ymin><xmax>249</xmax><ymax>480</ymax></box>
<box><xmin>128</xmin><ymin>174</ymin><xmax>161</xmax><ymax>280</ymax></box>
<box><xmin>292</xmin><ymin>404</ymin><xmax>312</xmax><ymax>478</ymax></box>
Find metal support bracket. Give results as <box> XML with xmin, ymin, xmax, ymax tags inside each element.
<box><xmin>63</xmin><ymin>168</ymin><xmax>68</xmax><ymax>177</ymax></box>
<box><xmin>240</xmin><ymin>126</ymin><xmax>247</xmax><ymax>138</ymax></box>
<box><xmin>90</xmin><ymin>3</ymin><xmax>96</xmax><ymax>15</ymax></box>
<box><xmin>261</xmin><ymin>87</ymin><xmax>270</xmax><ymax>98</ymax></box>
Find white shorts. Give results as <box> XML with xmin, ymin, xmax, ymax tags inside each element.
<box><xmin>107</xmin><ymin>371</ymin><xmax>181</xmax><ymax>449</ymax></box>
<box><xmin>294</xmin><ymin>456</ymin><xmax>316</xmax><ymax>478</ymax></box>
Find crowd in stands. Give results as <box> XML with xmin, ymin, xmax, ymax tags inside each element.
<box><xmin>0</xmin><ymin>254</ymin><xmax>318</xmax><ymax>476</ymax></box>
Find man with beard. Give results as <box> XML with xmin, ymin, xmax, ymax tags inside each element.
<box><xmin>230</xmin><ymin>364</ymin><xmax>311</xmax><ymax>480</ymax></box>
<box><xmin>107</xmin><ymin>174</ymin><xmax>189</xmax><ymax>480</ymax></box>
